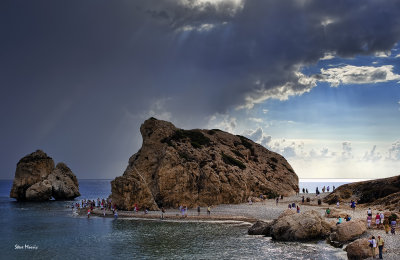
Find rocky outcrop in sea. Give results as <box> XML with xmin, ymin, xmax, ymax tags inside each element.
<box><xmin>111</xmin><ymin>117</ymin><xmax>299</xmax><ymax>210</ymax></box>
<box><xmin>10</xmin><ymin>150</ymin><xmax>80</xmax><ymax>201</ymax></box>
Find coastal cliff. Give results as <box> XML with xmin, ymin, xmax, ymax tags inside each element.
<box><xmin>323</xmin><ymin>175</ymin><xmax>400</xmax><ymax>210</ymax></box>
<box><xmin>10</xmin><ymin>150</ymin><xmax>80</xmax><ymax>201</ymax></box>
<box><xmin>111</xmin><ymin>118</ymin><xmax>298</xmax><ymax>210</ymax></box>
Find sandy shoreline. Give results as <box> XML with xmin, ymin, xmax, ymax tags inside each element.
<box><xmin>78</xmin><ymin>192</ymin><xmax>397</xmax><ymax>224</ymax></box>
<box><xmin>78</xmin><ymin>192</ymin><xmax>400</xmax><ymax>258</ymax></box>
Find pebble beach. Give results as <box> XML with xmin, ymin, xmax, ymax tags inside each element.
<box><xmin>80</xmin><ymin>191</ymin><xmax>400</xmax><ymax>259</ymax></box>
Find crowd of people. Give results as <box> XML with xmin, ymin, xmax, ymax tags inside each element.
<box><xmin>366</xmin><ymin>208</ymin><xmax>398</xmax><ymax>235</ymax></box>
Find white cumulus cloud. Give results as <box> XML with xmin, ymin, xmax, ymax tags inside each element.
<box><xmin>318</xmin><ymin>65</ymin><xmax>400</xmax><ymax>87</ymax></box>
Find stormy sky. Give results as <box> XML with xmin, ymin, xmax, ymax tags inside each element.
<box><xmin>1</xmin><ymin>0</ymin><xmax>400</xmax><ymax>179</ymax></box>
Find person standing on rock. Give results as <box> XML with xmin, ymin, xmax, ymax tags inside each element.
<box><xmin>368</xmin><ymin>236</ymin><xmax>377</xmax><ymax>258</ymax></box>
<box><xmin>207</xmin><ymin>206</ymin><xmax>211</xmax><ymax>216</ymax></box>
<box><xmin>197</xmin><ymin>206</ymin><xmax>201</xmax><ymax>216</ymax></box>
<box><xmin>377</xmin><ymin>235</ymin><xmax>384</xmax><ymax>259</ymax></box>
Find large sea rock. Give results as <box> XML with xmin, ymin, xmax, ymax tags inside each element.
<box><xmin>111</xmin><ymin>118</ymin><xmax>299</xmax><ymax>210</ymax></box>
<box><xmin>248</xmin><ymin>221</ymin><xmax>275</xmax><ymax>236</ymax></box>
<box><xmin>345</xmin><ymin>238</ymin><xmax>373</xmax><ymax>259</ymax></box>
<box><xmin>270</xmin><ymin>210</ymin><xmax>334</xmax><ymax>241</ymax></box>
<box><xmin>329</xmin><ymin>219</ymin><xmax>367</xmax><ymax>246</ymax></box>
<box><xmin>10</xmin><ymin>150</ymin><xmax>80</xmax><ymax>201</ymax></box>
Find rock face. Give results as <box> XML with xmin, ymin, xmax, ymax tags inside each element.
<box><xmin>324</xmin><ymin>175</ymin><xmax>400</xmax><ymax>205</ymax></box>
<box><xmin>248</xmin><ymin>221</ymin><xmax>275</xmax><ymax>236</ymax></box>
<box><xmin>325</xmin><ymin>208</ymin><xmax>348</xmax><ymax>218</ymax></box>
<box><xmin>368</xmin><ymin>192</ymin><xmax>400</xmax><ymax>212</ymax></box>
<box><xmin>111</xmin><ymin>118</ymin><xmax>298</xmax><ymax>210</ymax></box>
<box><xmin>270</xmin><ymin>210</ymin><xmax>333</xmax><ymax>241</ymax></box>
<box><xmin>10</xmin><ymin>150</ymin><xmax>80</xmax><ymax>201</ymax></box>
<box><xmin>329</xmin><ymin>219</ymin><xmax>367</xmax><ymax>246</ymax></box>
<box><xmin>345</xmin><ymin>238</ymin><xmax>372</xmax><ymax>260</ymax></box>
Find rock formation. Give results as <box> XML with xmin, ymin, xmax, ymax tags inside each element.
<box><xmin>325</xmin><ymin>208</ymin><xmax>348</xmax><ymax>218</ymax></box>
<box><xmin>270</xmin><ymin>210</ymin><xmax>334</xmax><ymax>241</ymax></box>
<box><xmin>10</xmin><ymin>150</ymin><xmax>80</xmax><ymax>201</ymax></box>
<box><xmin>248</xmin><ymin>221</ymin><xmax>275</xmax><ymax>236</ymax></box>
<box><xmin>345</xmin><ymin>238</ymin><xmax>373</xmax><ymax>259</ymax></box>
<box><xmin>111</xmin><ymin>118</ymin><xmax>298</xmax><ymax>210</ymax></box>
<box><xmin>329</xmin><ymin>219</ymin><xmax>367</xmax><ymax>246</ymax></box>
<box><xmin>324</xmin><ymin>175</ymin><xmax>400</xmax><ymax>206</ymax></box>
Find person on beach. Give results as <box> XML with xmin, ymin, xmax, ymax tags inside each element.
<box><xmin>288</xmin><ymin>204</ymin><xmax>292</xmax><ymax>209</ymax></box>
<box><xmin>391</xmin><ymin>218</ymin><xmax>396</xmax><ymax>234</ymax></box>
<box><xmin>380</xmin><ymin>212</ymin><xmax>384</xmax><ymax>227</ymax></box>
<box><xmin>114</xmin><ymin>210</ymin><xmax>118</xmax><ymax>219</ymax></box>
<box><xmin>336</xmin><ymin>216</ymin><xmax>343</xmax><ymax>225</ymax></box>
<box><xmin>326</xmin><ymin>208</ymin><xmax>331</xmax><ymax>217</ymax></box>
<box><xmin>305</xmin><ymin>189</ymin><xmax>308</xmax><ymax>194</ymax></box>
<box><xmin>296</xmin><ymin>205</ymin><xmax>300</xmax><ymax>213</ymax></box>
<box><xmin>322</xmin><ymin>186</ymin><xmax>325</xmax><ymax>193</ymax></box>
<box><xmin>161</xmin><ymin>207</ymin><xmax>165</xmax><ymax>219</ymax></box>
<box><xmin>301</xmin><ymin>196</ymin><xmax>304</xmax><ymax>203</ymax></box>
<box><xmin>367</xmin><ymin>215</ymin><xmax>372</xmax><ymax>228</ymax></box>
<box><xmin>302</xmin><ymin>188</ymin><xmax>305</xmax><ymax>193</ymax></box>
<box><xmin>368</xmin><ymin>236</ymin><xmax>377</xmax><ymax>258</ymax></box>
<box><xmin>87</xmin><ymin>208</ymin><xmax>91</xmax><ymax>218</ymax></box>
<box><xmin>336</xmin><ymin>201</ymin><xmax>340</xmax><ymax>208</ymax></box>
<box><xmin>327</xmin><ymin>186</ymin><xmax>330</xmax><ymax>192</ymax></box>
<box><xmin>384</xmin><ymin>219</ymin><xmax>390</xmax><ymax>234</ymax></box>
<box><xmin>350</xmin><ymin>200</ymin><xmax>356</xmax><ymax>211</ymax></box>
<box><xmin>367</xmin><ymin>208</ymin><xmax>372</xmax><ymax>217</ymax></box>
<box><xmin>377</xmin><ymin>235</ymin><xmax>384</xmax><ymax>259</ymax></box>
<box><xmin>345</xmin><ymin>215</ymin><xmax>351</xmax><ymax>221</ymax></box>
<box><xmin>197</xmin><ymin>206</ymin><xmax>201</xmax><ymax>216</ymax></box>
<box><xmin>376</xmin><ymin>213</ymin><xmax>381</xmax><ymax>228</ymax></box>
<box><xmin>207</xmin><ymin>206</ymin><xmax>211</xmax><ymax>216</ymax></box>
<box><xmin>275</xmin><ymin>197</ymin><xmax>279</xmax><ymax>206</ymax></box>
<box><xmin>333</xmin><ymin>185</ymin><xmax>335</xmax><ymax>191</ymax></box>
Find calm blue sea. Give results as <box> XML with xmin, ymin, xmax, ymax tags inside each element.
<box><xmin>0</xmin><ymin>179</ymin><xmax>349</xmax><ymax>259</ymax></box>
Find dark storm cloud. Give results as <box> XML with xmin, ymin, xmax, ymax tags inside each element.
<box><xmin>1</xmin><ymin>0</ymin><xmax>400</xmax><ymax>178</ymax></box>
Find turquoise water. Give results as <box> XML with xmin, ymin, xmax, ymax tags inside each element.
<box><xmin>0</xmin><ymin>180</ymin><xmax>348</xmax><ymax>259</ymax></box>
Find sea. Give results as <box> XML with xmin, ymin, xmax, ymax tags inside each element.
<box><xmin>0</xmin><ymin>179</ymin><xmax>356</xmax><ymax>260</ymax></box>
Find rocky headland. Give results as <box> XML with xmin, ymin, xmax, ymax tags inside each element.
<box><xmin>10</xmin><ymin>150</ymin><xmax>80</xmax><ymax>201</ymax></box>
<box><xmin>323</xmin><ymin>175</ymin><xmax>400</xmax><ymax>211</ymax></box>
<box><xmin>110</xmin><ymin>117</ymin><xmax>298</xmax><ymax>210</ymax></box>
